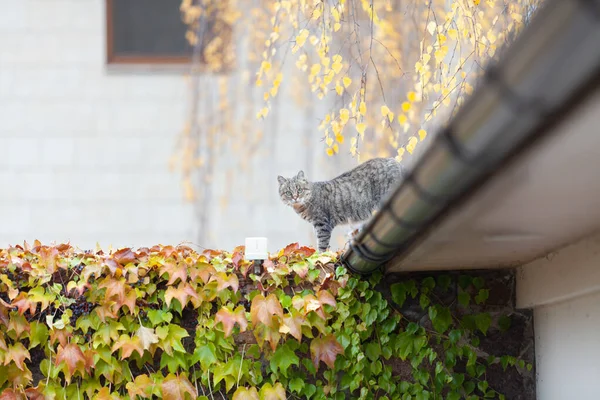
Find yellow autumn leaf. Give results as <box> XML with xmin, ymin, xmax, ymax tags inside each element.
<box><xmin>387</xmin><ymin>111</ymin><xmax>395</xmax><ymax>123</ymax></box>
<box><xmin>326</xmin><ymin>136</ymin><xmax>333</xmax><ymax>147</ymax></box>
<box><xmin>270</xmin><ymin>87</ymin><xmax>278</xmax><ymax>97</ymax></box>
<box><xmin>333</xmin><ymin>143</ymin><xmax>339</xmax><ymax>153</ymax></box>
<box><xmin>359</xmin><ymin>101</ymin><xmax>367</xmax><ymax>116</ymax></box>
<box><xmin>356</xmin><ymin>123</ymin><xmax>366</xmax><ymax>137</ymax></box>
<box><xmin>426</xmin><ymin>21</ymin><xmax>437</xmax><ymax>36</ymax></box>
<box><xmin>398</xmin><ymin>114</ymin><xmax>408</xmax><ymax>125</ymax></box>
<box><xmin>418</xmin><ymin>129</ymin><xmax>427</xmax><ymax>141</ymax></box>
<box><xmin>397</xmin><ymin>147</ymin><xmax>405</xmax><ymax>157</ymax></box>
<box><xmin>406</xmin><ymin>136</ymin><xmax>418</xmax><ymax>154</ymax></box>
<box><xmin>334</xmin><ymin>22</ymin><xmax>341</xmax><ymax>32</ymax></box>
<box><xmin>261</xmin><ymin>61</ymin><xmax>271</xmax><ymax>73</ymax></box>
<box><xmin>407</xmin><ymin>91</ymin><xmax>417</xmax><ymax>102</ymax></box>
<box><xmin>350</xmin><ymin>146</ymin><xmax>357</xmax><ymax>156</ymax></box>
<box><xmin>473</xmin><ymin>0</ymin><xmax>481</xmax><ymax>5</ymax></box>
<box><xmin>295</xmin><ymin>29</ymin><xmax>309</xmax><ymax>47</ymax></box>
<box><xmin>336</xmin><ymin>134</ymin><xmax>344</xmax><ymax>144</ymax></box>
<box><xmin>448</xmin><ymin>29</ymin><xmax>458</xmax><ymax>40</ymax></box>
<box><xmin>339</xmin><ymin>109</ymin><xmax>350</xmax><ymax>124</ymax></box>
<box><xmin>380</xmin><ymin>105</ymin><xmax>390</xmax><ymax>117</ymax></box>
<box><xmin>401</xmin><ymin>102</ymin><xmax>411</xmax><ymax>112</ymax></box>
<box><xmin>335</xmin><ymin>84</ymin><xmax>343</xmax><ymax>95</ymax></box>
<box><xmin>326</xmin><ymin>147</ymin><xmax>334</xmax><ymax>156</ymax></box>
<box><xmin>310</xmin><ymin>64</ymin><xmax>321</xmax><ymax>76</ymax></box>
<box><xmin>343</xmin><ymin>76</ymin><xmax>352</xmax><ymax>88</ymax></box>
<box><xmin>332</xmin><ymin>61</ymin><xmax>343</xmax><ymax>74</ymax></box>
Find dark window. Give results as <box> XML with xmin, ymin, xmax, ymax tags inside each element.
<box><xmin>106</xmin><ymin>0</ymin><xmax>233</xmax><ymax>69</ymax></box>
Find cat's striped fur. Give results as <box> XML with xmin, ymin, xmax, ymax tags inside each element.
<box><xmin>277</xmin><ymin>157</ymin><xmax>406</xmax><ymax>252</ymax></box>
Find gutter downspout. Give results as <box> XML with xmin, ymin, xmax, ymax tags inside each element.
<box><xmin>342</xmin><ymin>0</ymin><xmax>600</xmax><ymax>275</ymax></box>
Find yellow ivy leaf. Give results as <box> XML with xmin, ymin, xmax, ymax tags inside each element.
<box><xmin>398</xmin><ymin>114</ymin><xmax>407</xmax><ymax>125</ymax></box>
<box><xmin>335</xmin><ymin>84</ymin><xmax>343</xmax><ymax>96</ymax></box>
<box><xmin>343</xmin><ymin>76</ymin><xmax>352</xmax><ymax>88</ymax></box>
<box><xmin>326</xmin><ymin>148</ymin><xmax>334</xmax><ymax>156</ymax></box>
<box><xmin>339</xmin><ymin>109</ymin><xmax>350</xmax><ymax>124</ymax></box>
<box><xmin>326</xmin><ymin>136</ymin><xmax>334</xmax><ymax>147</ymax></box>
<box><xmin>380</xmin><ymin>105</ymin><xmax>390</xmax><ymax>117</ymax></box>
<box><xmin>401</xmin><ymin>102</ymin><xmax>411</xmax><ymax>112</ymax></box>
<box><xmin>336</xmin><ymin>134</ymin><xmax>344</xmax><ymax>144</ymax></box>
<box><xmin>359</xmin><ymin>102</ymin><xmax>367</xmax><ymax>116</ymax></box>
<box><xmin>418</xmin><ymin>129</ymin><xmax>427</xmax><ymax>141</ymax></box>
<box><xmin>406</xmin><ymin>136</ymin><xmax>418</xmax><ymax>154</ymax></box>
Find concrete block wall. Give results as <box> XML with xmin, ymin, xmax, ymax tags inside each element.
<box><xmin>0</xmin><ymin>0</ymin><xmax>196</xmax><ymax>249</ymax></box>
<box><xmin>0</xmin><ymin>0</ymin><xmax>357</xmax><ymax>252</ymax></box>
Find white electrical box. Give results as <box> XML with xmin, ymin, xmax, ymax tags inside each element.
<box><xmin>244</xmin><ymin>237</ymin><xmax>269</xmax><ymax>260</ymax></box>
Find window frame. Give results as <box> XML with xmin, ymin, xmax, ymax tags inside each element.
<box><xmin>105</xmin><ymin>0</ymin><xmax>193</xmax><ymax>65</ymax></box>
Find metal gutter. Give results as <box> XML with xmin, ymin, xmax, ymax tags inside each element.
<box><xmin>342</xmin><ymin>0</ymin><xmax>600</xmax><ymax>275</ymax></box>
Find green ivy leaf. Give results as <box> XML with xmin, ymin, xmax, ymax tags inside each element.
<box><xmin>289</xmin><ymin>377</ymin><xmax>304</xmax><ymax>393</ymax></box>
<box><xmin>458</xmin><ymin>275</ymin><xmax>472</xmax><ymax>290</ymax></box>
<box><xmin>458</xmin><ymin>291</ymin><xmax>470</xmax><ymax>307</ymax></box>
<box><xmin>474</xmin><ymin>313</ymin><xmax>492</xmax><ymax>335</ymax></box>
<box><xmin>448</xmin><ymin>330</ymin><xmax>462</xmax><ymax>344</ymax></box>
<box><xmin>475</xmin><ymin>289</ymin><xmax>489</xmax><ymax>305</ymax></box>
<box><xmin>472</xmin><ymin>277</ymin><xmax>485</xmax><ymax>290</ymax></box>
<box><xmin>192</xmin><ymin>343</ymin><xmax>217</xmax><ymax>370</ymax></box>
<box><xmin>270</xmin><ymin>343</ymin><xmax>299</xmax><ymax>378</ymax></box>
<box><xmin>498</xmin><ymin>315</ymin><xmax>512</xmax><ymax>332</ymax></box>
<box><xmin>390</xmin><ymin>283</ymin><xmax>407</xmax><ymax>307</ymax></box>
<box><xmin>429</xmin><ymin>306</ymin><xmax>452</xmax><ymax>334</ymax></box>
<box><xmin>28</xmin><ymin>321</ymin><xmax>49</xmax><ymax>349</ymax></box>
<box><xmin>365</xmin><ymin>342</ymin><xmax>382</xmax><ymax>362</ymax></box>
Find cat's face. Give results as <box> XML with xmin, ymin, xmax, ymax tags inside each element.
<box><xmin>277</xmin><ymin>171</ymin><xmax>311</xmax><ymax>206</ymax></box>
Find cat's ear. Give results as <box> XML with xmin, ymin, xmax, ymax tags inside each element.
<box><xmin>277</xmin><ymin>176</ymin><xmax>286</xmax><ymax>185</ymax></box>
<box><xmin>296</xmin><ymin>170</ymin><xmax>305</xmax><ymax>180</ymax></box>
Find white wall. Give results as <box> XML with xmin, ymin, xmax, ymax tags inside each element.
<box><xmin>517</xmin><ymin>233</ymin><xmax>600</xmax><ymax>400</ymax></box>
<box><xmin>533</xmin><ymin>291</ymin><xmax>600</xmax><ymax>400</ymax></box>
<box><xmin>0</xmin><ymin>0</ymin><xmax>355</xmax><ymax>252</ymax></box>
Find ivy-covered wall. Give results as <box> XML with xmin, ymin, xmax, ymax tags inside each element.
<box><xmin>379</xmin><ymin>270</ymin><xmax>536</xmax><ymax>400</ymax></box>
<box><xmin>0</xmin><ymin>242</ymin><xmax>535</xmax><ymax>399</ymax></box>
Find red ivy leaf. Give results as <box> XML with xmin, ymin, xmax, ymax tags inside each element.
<box><xmin>215</xmin><ymin>306</ymin><xmax>248</xmax><ymax>337</ymax></box>
<box><xmin>310</xmin><ymin>334</ymin><xmax>344</xmax><ymax>370</ymax></box>
<box><xmin>112</xmin><ymin>248</ymin><xmax>137</xmax><ymax>265</ymax></box>
<box><xmin>55</xmin><ymin>343</ymin><xmax>85</xmax><ymax>376</ymax></box>
<box><xmin>251</xmin><ymin>294</ymin><xmax>283</xmax><ymax>328</ymax></box>
<box><xmin>4</xmin><ymin>342</ymin><xmax>30</xmax><ymax>371</ymax></box>
<box><xmin>161</xmin><ymin>373</ymin><xmax>198</xmax><ymax>400</ymax></box>
<box><xmin>282</xmin><ymin>243</ymin><xmax>300</xmax><ymax>256</ymax></box>
<box><xmin>279</xmin><ymin>309</ymin><xmax>306</xmax><ymax>342</ymax></box>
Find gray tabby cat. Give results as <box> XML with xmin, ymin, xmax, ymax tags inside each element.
<box><xmin>277</xmin><ymin>157</ymin><xmax>406</xmax><ymax>252</ymax></box>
